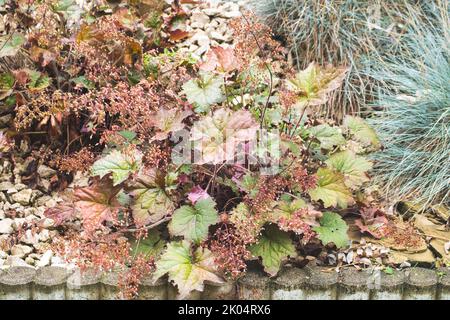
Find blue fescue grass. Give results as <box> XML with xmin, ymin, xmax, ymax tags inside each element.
<box><xmin>365</xmin><ymin>3</ymin><xmax>449</xmax><ymax>208</ymax></box>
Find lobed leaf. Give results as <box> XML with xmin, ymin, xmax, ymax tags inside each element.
<box><xmin>313</xmin><ymin>212</ymin><xmax>349</xmax><ymax>248</ymax></box>
<box><xmin>343</xmin><ymin>116</ymin><xmax>381</xmax><ymax>149</ymax></box>
<box><xmin>249</xmin><ymin>224</ymin><xmax>297</xmax><ymax>276</ymax></box>
<box><xmin>181</xmin><ymin>72</ymin><xmax>225</xmax><ymax>111</ymax></box>
<box><xmin>325</xmin><ymin>150</ymin><xmax>373</xmax><ymax>189</ymax></box>
<box><xmin>308</xmin><ymin>124</ymin><xmax>346</xmax><ymax>150</ymax></box>
<box><xmin>91</xmin><ymin>149</ymin><xmax>143</xmax><ymax>186</ymax></box>
<box><xmin>308</xmin><ymin>167</ymin><xmax>354</xmax><ymax>208</ymax></box>
<box><xmin>168</xmin><ymin>198</ymin><xmax>219</xmax><ymax>243</ymax></box>
<box><xmin>154</xmin><ymin>240</ymin><xmax>223</xmax><ymax>299</ymax></box>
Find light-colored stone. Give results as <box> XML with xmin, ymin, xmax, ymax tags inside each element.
<box><xmin>37</xmin><ymin>165</ymin><xmax>57</xmax><ymax>179</ymax></box>
<box><xmin>203</xmin><ymin>8</ymin><xmax>221</xmax><ymax>16</ymax></box>
<box><xmin>14</xmin><ymin>183</ymin><xmax>27</xmax><ymax>191</ymax></box>
<box><xmin>0</xmin><ymin>181</ymin><xmax>14</xmax><ymax>192</ymax></box>
<box><xmin>3</xmin><ymin>256</ymin><xmax>30</xmax><ymax>267</ymax></box>
<box><xmin>11</xmin><ymin>189</ymin><xmax>33</xmax><ymax>205</ymax></box>
<box><xmin>20</xmin><ymin>229</ymin><xmax>40</xmax><ymax>245</ymax></box>
<box><xmin>36</xmin><ymin>250</ymin><xmax>53</xmax><ymax>267</ymax></box>
<box><xmin>38</xmin><ymin>229</ymin><xmax>50</xmax><ymax>242</ymax></box>
<box><xmin>25</xmin><ymin>257</ymin><xmax>35</xmax><ymax>265</ymax></box>
<box><xmin>190</xmin><ymin>11</ymin><xmax>210</xmax><ymax>29</ymax></box>
<box><xmin>209</xmin><ymin>31</ymin><xmax>227</xmax><ymax>41</ymax></box>
<box><xmin>6</xmin><ymin>187</ymin><xmax>17</xmax><ymax>194</ymax></box>
<box><xmin>0</xmin><ymin>218</ymin><xmax>13</xmax><ymax>234</ymax></box>
<box><xmin>24</xmin><ymin>214</ymin><xmax>39</xmax><ymax>224</ymax></box>
<box><xmin>11</xmin><ymin>244</ymin><xmax>33</xmax><ymax>258</ymax></box>
<box><xmin>40</xmin><ymin>218</ymin><xmax>54</xmax><ymax>228</ymax></box>
<box><xmin>35</xmin><ymin>195</ymin><xmax>52</xmax><ymax>207</ymax></box>
<box><xmin>23</xmin><ymin>207</ymin><xmax>36</xmax><ymax>217</ymax></box>
<box><xmin>12</xmin><ymin>218</ymin><xmax>26</xmax><ymax>230</ymax></box>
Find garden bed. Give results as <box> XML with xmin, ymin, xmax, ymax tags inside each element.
<box><xmin>0</xmin><ymin>0</ymin><xmax>448</xmax><ymax>300</ymax></box>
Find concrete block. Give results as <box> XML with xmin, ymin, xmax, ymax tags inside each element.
<box><xmin>66</xmin><ymin>268</ymin><xmax>102</xmax><ymax>300</ymax></box>
<box><xmin>404</xmin><ymin>267</ymin><xmax>437</xmax><ymax>300</ymax></box>
<box><xmin>338</xmin><ymin>269</ymin><xmax>371</xmax><ymax>300</ymax></box>
<box><xmin>305</xmin><ymin>266</ymin><xmax>338</xmax><ymax>300</ymax></box>
<box><xmin>33</xmin><ymin>266</ymin><xmax>72</xmax><ymax>300</ymax></box>
<box><xmin>272</xmin><ymin>267</ymin><xmax>309</xmax><ymax>300</ymax></box>
<box><xmin>371</xmin><ymin>269</ymin><xmax>404</xmax><ymax>300</ymax></box>
<box><xmin>237</xmin><ymin>270</ymin><xmax>271</xmax><ymax>300</ymax></box>
<box><xmin>203</xmin><ymin>280</ymin><xmax>237</xmax><ymax>300</ymax></box>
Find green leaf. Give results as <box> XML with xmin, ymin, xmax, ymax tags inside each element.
<box><xmin>286</xmin><ymin>62</ymin><xmax>348</xmax><ymax>108</ymax></box>
<box><xmin>91</xmin><ymin>149</ymin><xmax>142</xmax><ymax>186</ymax></box>
<box><xmin>168</xmin><ymin>198</ymin><xmax>219</xmax><ymax>243</ymax></box>
<box><xmin>71</xmin><ymin>76</ymin><xmax>94</xmax><ymax>90</ymax></box>
<box><xmin>129</xmin><ymin>174</ymin><xmax>175</xmax><ymax>226</ymax></box>
<box><xmin>0</xmin><ymin>73</ymin><xmax>14</xmax><ymax>100</ymax></box>
<box><xmin>0</xmin><ymin>73</ymin><xmax>14</xmax><ymax>90</ymax></box>
<box><xmin>154</xmin><ymin>240</ymin><xmax>223</xmax><ymax>299</ymax></box>
<box><xmin>308</xmin><ymin>168</ymin><xmax>354</xmax><ymax>208</ymax></box>
<box><xmin>325</xmin><ymin>150</ymin><xmax>373</xmax><ymax>189</ymax></box>
<box><xmin>118</xmin><ymin>130</ymin><xmax>137</xmax><ymax>142</ymax></box>
<box><xmin>384</xmin><ymin>266</ymin><xmax>394</xmax><ymax>275</ymax></box>
<box><xmin>249</xmin><ymin>224</ymin><xmax>297</xmax><ymax>276</ymax></box>
<box><xmin>53</xmin><ymin>0</ymin><xmax>83</xmax><ymax>20</ymax></box>
<box><xmin>308</xmin><ymin>124</ymin><xmax>346</xmax><ymax>150</ymax></box>
<box><xmin>270</xmin><ymin>197</ymin><xmax>307</xmax><ymax>221</ymax></box>
<box><xmin>28</xmin><ymin>70</ymin><xmax>51</xmax><ymax>91</ymax></box>
<box><xmin>241</xmin><ymin>173</ymin><xmax>258</xmax><ymax>196</ymax></box>
<box><xmin>181</xmin><ymin>72</ymin><xmax>225</xmax><ymax>111</ymax></box>
<box><xmin>313</xmin><ymin>212</ymin><xmax>349</xmax><ymax>248</ymax></box>
<box><xmin>343</xmin><ymin>116</ymin><xmax>381</xmax><ymax>149</ymax></box>
<box><xmin>0</xmin><ymin>33</ymin><xmax>26</xmax><ymax>58</ymax></box>
<box><xmin>130</xmin><ymin>229</ymin><xmax>165</xmax><ymax>258</ymax></box>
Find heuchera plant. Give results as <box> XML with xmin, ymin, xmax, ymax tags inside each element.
<box><xmin>0</xmin><ymin>1</ymin><xmax>382</xmax><ymax>299</ymax></box>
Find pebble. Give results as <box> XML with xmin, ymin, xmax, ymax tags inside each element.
<box><xmin>0</xmin><ymin>181</ymin><xmax>14</xmax><ymax>191</ymax></box>
<box><xmin>20</xmin><ymin>229</ymin><xmax>40</xmax><ymax>245</ymax></box>
<box><xmin>36</xmin><ymin>250</ymin><xmax>53</xmax><ymax>267</ymax></box>
<box><xmin>11</xmin><ymin>244</ymin><xmax>33</xmax><ymax>258</ymax></box>
<box><xmin>37</xmin><ymin>165</ymin><xmax>57</xmax><ymax>179</ymax></box>
<box><xmin>0</xmin><ymin>218</ymin><xmax>13</xmax><ymax>234</ymax></box>
<box><xmin>25</xmin><ymin>256</ymin><xmax>35</xmax><ymax>265</ymax></box>
<box><xmin>4</xmin><ymin>256</ymin><xmax>31</xmax><ymax>267</ymax></box>
<box><xmin>11</xmin><ymin>188</ymin><xmax>33</xmax><ymax>205</ymax></box>
<box><xmin>38</xmin><ymin>229</ymin><xmax>50</xmax><ymax>242</ymax></box>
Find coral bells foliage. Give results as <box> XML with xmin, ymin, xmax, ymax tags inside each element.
<box><xmin>2</xmin><ymin>0</ymin><xmax>384</xmax><ymax>298</ymax></box>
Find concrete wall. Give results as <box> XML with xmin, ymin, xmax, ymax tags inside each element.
<box><xmin>0</xmin><ymin>265</ymin><xmax>448</xmax><ymax>300</ymax></box>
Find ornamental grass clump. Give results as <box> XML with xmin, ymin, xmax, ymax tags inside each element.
<box><xmin>365</xmin><ymin>5</ymin><xmax>450</xmax><ymax>208</ymax></box>
<box><xmin>249</xmin><ymin>0</ymin><xmax>447</xmax><ymax>119</ymax></box>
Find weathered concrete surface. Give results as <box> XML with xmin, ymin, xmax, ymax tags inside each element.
<box><xmin>0</xmin><ymin>267</ymin><xmax>35</xmax><ymax>299</ymax></box>
<box><xmin>168</xmin><ymin>284</ymin><xmax>202</xmax><ymax>300</ymax></box>
<box><xmin>338</xmin><ymin>269</ymin><xmax>371</xmax><ymax>300</ymax></box>
<box><xmin>305</xmin><ymin>266</ymin><xmax>338</xmax><ymax>300</ymax></box>
<box><xmin>0</xmin><ymin>265</ymin><xmax>448</xmax><ymax>300</ymax></box>
<box><xmin>437</xmin><ymin>268</ymin><xmax>450</xmax><ymax>300</ymax></box>
<box><xmin>272</xmin><ymin>267</ymin><xmax>309</xmax><ymax>300</ymax></box>
<box><xmin>100</xmin><ymin>268</ymin><xmax>123</xmax><ymax>300</ymax></box>
<box><xmin>203</xmin><ymin>280</ymin><xmax>237</xmax><ymax>300</ymax></box>
<box><xmin>404</xmin><ymin>268</ymin><xmax>438</xmax><ymax>300</ymax></box>
<box><xmin>371</xmin><ymin>269</ymin><xmax>404</xmax><ymax>300</ymax></box>
<box><xmin>138</xmin><ymin>276</ymin><xmax>168</xmax><ymax>300</ymax></box>
<box><xmin>237</xmin><ymin>270</ymin><xmax>271</xmax><ymax>300</ymax></box>
<box><xmin>33</xmin><ymin>266</ymin><xmax>73</xmax><ymax>300</ymax></box>
<box><xmin>66</xmin><ymin>268</ymin><xmax>102</xmax><ymax>300</ymax></box>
